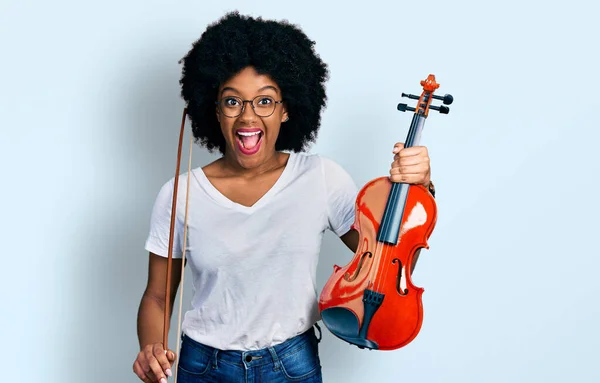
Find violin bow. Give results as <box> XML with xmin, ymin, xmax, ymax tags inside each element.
<box><xmin>163</xmin><ymin>107</ymin><xmax>192</xmax><ymax>382</ymax></box>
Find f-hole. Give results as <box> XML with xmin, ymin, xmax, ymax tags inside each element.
<box><xmin>392</xmin><ymin>258</ymin><xmax>408</xmax><ymax>295</ymax></box>
<box><xmin>344</xmin><ymin>252</ymin><xmax>373</xmax><ymax>282</ymax></box>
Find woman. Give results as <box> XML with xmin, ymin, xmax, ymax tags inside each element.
<box><xmin>133</xmin><ymin>11</ymin><xmax>433</xmax><ymax>383</ymax></box>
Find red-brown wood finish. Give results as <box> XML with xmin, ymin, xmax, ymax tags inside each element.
<box><xmin>318</xmin><ymin>176</ymin><xmax>437</xmax><ymax>350</ymax></box>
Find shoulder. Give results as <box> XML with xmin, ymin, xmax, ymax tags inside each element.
<box><xmin>153</xmin><ymin>166</ymin><xmax>203</xmax><ymax>201</ymax></box>
<box><xmin>290</xmin><ymin>151</ymin><xmax>347</xmax><ymax>175</ymax></box>
<box><xmin>313</xmin><ymin>153</ymin><xmax>353</xmax><ymax>182</ymax></box>
<box><xmin>290</xmin><ymin>152</ymin><xmax>356</xmax><ymax>192</ymax></box>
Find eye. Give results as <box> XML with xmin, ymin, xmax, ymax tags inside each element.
<box><xmin>223</xmin><ymin>97</ymin><xmax>240</xmax><ymax>106</ymax></box>
<box><xmin>256</xmin><ymin>97</ymin><xmax>273</xmax><ymax>106</ymax></box>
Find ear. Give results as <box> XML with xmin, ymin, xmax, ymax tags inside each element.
<box><xmin>216</xmin><ymin>106</ymin><xmax>221</xmax><ymax>122</ymax></box>
<box><xmin>280</xmin><ymin>103</ymin><xmax>289</xmax><ymax>123</ymax></box>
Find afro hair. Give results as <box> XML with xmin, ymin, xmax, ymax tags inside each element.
<box><xmin>179</xmin><ymin>11</ymin><xmax>329</xmax><ymax>155</ymax></box>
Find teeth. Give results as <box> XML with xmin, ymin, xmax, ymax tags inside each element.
<box><xmin>237</xmin><ymin>131</ymin><xmax>261</xmax><ymax>136</ymax></box>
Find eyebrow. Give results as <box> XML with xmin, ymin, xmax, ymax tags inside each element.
<box><xmin>220</xmin><ymin>85</ymin><xmax>280</xmax><ymax>96</ymax></box>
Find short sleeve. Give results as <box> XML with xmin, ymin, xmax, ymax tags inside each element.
<box><xmin>144</xmin><ymin>178</ymin><xmax>184</xmax><ymax>259</ymax></box>
<box><xmin>320</xmin><ymin>156</ymin><xmax>358</xmax><ymax>236</ymax></box>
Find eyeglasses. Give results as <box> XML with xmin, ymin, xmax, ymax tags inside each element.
<box><xmin>216</xmin><ymin>95</ymin><xmax>283</xmax><ymax>118</ymax></box>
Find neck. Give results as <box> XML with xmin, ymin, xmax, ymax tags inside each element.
<box><xmin>220</xmin><ymin>150</ymin><xmax>285</xmax><ymax>178</ymax></box>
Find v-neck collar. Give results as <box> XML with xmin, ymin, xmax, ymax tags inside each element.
<box><xmin>194</xmin><ymin>152</ymin><xmax>297</xmax><ymax>213</ymax></box>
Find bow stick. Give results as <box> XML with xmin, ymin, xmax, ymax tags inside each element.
<box><xmin>163</xmin><ymin>107</ymin><xmax>192</xmax><ymax>382</ymax></box>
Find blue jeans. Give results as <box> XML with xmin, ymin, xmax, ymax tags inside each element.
<box><xmin>176</xmin><ymin>325</ymin><xmax>323</xmax><ymax>382</ymax></box>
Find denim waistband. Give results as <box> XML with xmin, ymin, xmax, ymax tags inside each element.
<box><xmin>180</xmin><ymin>324</ymin><xmax>321</xmax><ymax>368</ymax></box>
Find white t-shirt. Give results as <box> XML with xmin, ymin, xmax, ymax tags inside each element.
<box><xmin>144</xmin><ymin>151</ymin><xmax>358</xmax><ymax>350</ymax></box>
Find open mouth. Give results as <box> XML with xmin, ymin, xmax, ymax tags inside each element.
<box><xmin>235</xmin><ymin>129</ymin><xmax>263</xmax><ymax>154</ymax></box>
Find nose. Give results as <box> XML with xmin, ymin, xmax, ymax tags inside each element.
<box><xmin>238</xmin><ymin>100</ymin><xmax>258</xmax><ymax>123</ymax></box>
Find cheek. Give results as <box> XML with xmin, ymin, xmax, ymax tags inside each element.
<box><xmin>265</xmin><ymin>121</ymin><xmax>281</xmax><ymax>137</ymax></box>
<box><xmin>219</xmin><ymin>118</ymin><xmax>234</xmax><ymax>132</ymax></box>
<box><xmin>219</xmin><ymin>123</ymin><xmax>234</xmax><ymax>143</ymax></box>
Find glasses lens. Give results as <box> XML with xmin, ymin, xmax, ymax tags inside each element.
<box><xmin>252</xmin><ymin>96</ymin><xmax>275</xmax><ymax>117</ymax></box>
<box><xmin>221</xmin><ymin>97</ymin><xmax>242</xmax><ymax>117</ymax></box>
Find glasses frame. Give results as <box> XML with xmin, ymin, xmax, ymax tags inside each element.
<box><xmin>215</xmin><ymin>95</ymin><xmax>284</xmax><ymax>118</ymax></box>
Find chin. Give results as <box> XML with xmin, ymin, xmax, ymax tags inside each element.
<box><xmin>226</xmin><ymin>141</ymin><xmax>271</xmax><ymax>168</ymax></box>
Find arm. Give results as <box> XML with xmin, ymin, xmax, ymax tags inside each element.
<box><xmin>134</xmin><ymin>178</ymin><xmax>185</xmax><ymax>382</ymax></box>
<box><xmin>339</xmin><ymin>227</ymin><xmax>423</xmax><ymax>274</ymax></box>
<box><xmin>137</xmin><ymin>252</ymin><xmax>183</xmax><ymax>349</ymax></box>
<box><xmin>133</xmin><ymin>252</ymin><xmax>182</xmax><ymax>382</ymax></box>
<box><xmin>340</xmin><ymin>228</ymin><xmax>359</xmax><ymax>253</ymax></box>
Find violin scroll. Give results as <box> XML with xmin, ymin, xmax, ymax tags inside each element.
<box><xmin>398</xmin><ymin>74</ymin><xmax>453</xmax><ymax>117</ymax></box>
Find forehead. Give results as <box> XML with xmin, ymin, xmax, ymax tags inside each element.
<box><xmin>219</xmin><ymin>66</ymin><xmax>280</xmax><ymax>96</ymax></box>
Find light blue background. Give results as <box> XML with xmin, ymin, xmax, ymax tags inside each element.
<box><xmin>2</xmin><ymin>0</ymin><xmax>599</xmax><ymax>382</ymax></box>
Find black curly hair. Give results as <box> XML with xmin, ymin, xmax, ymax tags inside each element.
<box><xmin>179</xmin><ymin>11</ymin><xmax>329</xmax><ymax>155</ymax></box>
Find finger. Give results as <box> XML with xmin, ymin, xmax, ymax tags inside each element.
<box><xmin>153</xmin><ymin>345</ymin><xmax>174</xmax><ymax>377</ymax></box>
<box><xmin>137</xmin><ymin>351</ymin><xmax>159</xmax><ymax>382</ymax></box>
<box><xmin>389</xmin><ymin>168</ymin><xmax>429</xmax><ymax>184</ymax></box>
<box><xmin>394</xmin><ymin>147</ymin><xmax>428</xmax><ymax>159</ymax></box>
<box><xmin>391</xmin><ymin>162</ymin><xmax>429</xmax><ymax>174</ymax></box>
<box><xmin>398</xmin><ymin>146</ymin><xmax>427</xmax><ymax>158</ymax></box>
<box><xmin>133</xmin><ymin>360</ymin><xmax>154</xmax><ymax>383</ymax></box>
<box><xmin>147</xmin><ymin>357</ymin><xmax>168</xmax><ymax>383</ymax></box>
<box><xmin>143</xmin><ymin>348</ymin><xmax>166</xmax><ymax>383</ymax></box>
<box><xmin>141</xmin><ymin>361</ymin><xmax>158</xmax><ymax>383</ymax></box>
<box><xmin>393</xmin><ymin>155</ymin><xmax>428</xmax><ymax>166</ymax></box>
<box><xmin>402</xmin><ymin>156</ymin><xmax>429</xmax><ymax>167</ymax></box>
<box><xmin>389</xmin><ymin>173</ymin><xmax>427</xmax><ymax>184</ymax></box>
<box><xmin>392</xmin><ymin>142</ymin><xmax>405</xmax><ymax>154</ymax></box>
<box><xmin>390</xmin><ymin>167</ymin><xmax>427</xmax><ymax>177</ymax></box>
<box><xmin>166</xmin><ymin>349</ymin><xmax>177</xmax><ymax>364</ymax></box>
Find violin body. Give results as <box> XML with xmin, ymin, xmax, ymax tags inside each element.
<box><xmin>318</xmin><ymin>74</ymin><xmax>452</xmax><ymax>350</ymax></box>
<box><xmin>319</xmin><ymin>179</ymin><xmax>436</xmax><ymax>350</ymax></box>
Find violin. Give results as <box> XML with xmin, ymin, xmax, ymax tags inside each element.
<box><xmin>318</xmin><ymin>74</ymin><xmax>453</xmax><ymax>350</ymax></box>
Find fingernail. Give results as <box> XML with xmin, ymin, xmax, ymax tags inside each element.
<box><xmin>166</xmin><ymin>369</ymin><xmax>172</xmax><ymax>377</ymax></box>
<box><xmin>161</xmin><ymin>379</ymin><xmax>167</xmax><ymax>383</ymax></box>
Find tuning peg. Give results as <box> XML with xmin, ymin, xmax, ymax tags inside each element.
<box><xmin>432</xmin><ymin>94</ymin><xmax>453</xmax><ymax>105</ymax></box>
<box><xmin>401</xmin><ymin>93</ymin><xmax>420</xmax><ymax>100</ymax></box>
<box><xmin>397</xmin><ymin>103</ymin><xmax>416</xmax><ymax>112</ymax></box>
<box><xmin>429</xmin><ymin>105</ymin><xmax>450</xmax><ymax>114</ymax></box>
<box><xmin>404</xmin><ymin>92</ymin><xmax>453</xmax><ymax>105</ymax></box>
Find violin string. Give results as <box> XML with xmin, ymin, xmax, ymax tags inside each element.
<box><xmin>370</xmin><ymin>201</ymin><xmax>387</xmax><ymax>292</ymax></box>
<box><xmin>376</xmin><ymin>236</ymin><xmax>392</xmax><ymax>293</ymax></box>
<box><xmin>173</xmin><ymin>128</ymin><xmax>193</xmax><ymax>383</ymax></box>
<box><xmin>379</xmin><ymin>187</ymin><xmax>409</xmax><ymax>295</ymax></box>
<box><xmin>373</xmin><ymin>188</ymin><xmax>393</xmax><ymax>293</ymax></box>
<box><xmin>372</xmin><ymin>218</ymin><xmax>388</xmax><ymax>292</ymax></box>
<box><xmin>371</xmin><ymin>237</ymin><xmax>384</xmax><ymax>292</ymax></box>
<box><xmin>373</xmin><ymin>181</ymin><xmax>400</xmax><ymax>293</ymax></box>
<box><xmin>374</xmin><ymin>108</ymin><xmax>420</xmax><ymax>294</ymax></box>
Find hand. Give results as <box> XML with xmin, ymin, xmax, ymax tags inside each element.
<box><xmin>133</xmin><ymin>343</ymin><xmax>177</xmax><ymax>383</ymax></box>
<box><xmin>389</xmin><ymin>142</ymin><xmax>431</xmax><ymax>187</ymax></box>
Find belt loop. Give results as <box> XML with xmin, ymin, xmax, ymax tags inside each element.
<box><xmin>212</xmin><ymin>349</ymin><xmax>219</xmax><ymax>369</ymax></box>
<box><xmin>267</xmin><ymin>347</ymin><xmax>280</xmax><ymax>371</ymax></box>
<box><xmin>314</xmin><ymin>322</ymin><xmax>322</xmax><ymax>343</ymax></box>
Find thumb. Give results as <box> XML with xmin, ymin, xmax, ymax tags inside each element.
<box><xmin>165</xmin><ymin>349</ymin><xmax>177</xmax><ymax>363</ymax></box>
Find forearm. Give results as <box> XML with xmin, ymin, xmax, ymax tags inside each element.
<box><xmin>137</xmin><ymin>293</ymin><xmax>173</xmax><ymax>350</ymax></box>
